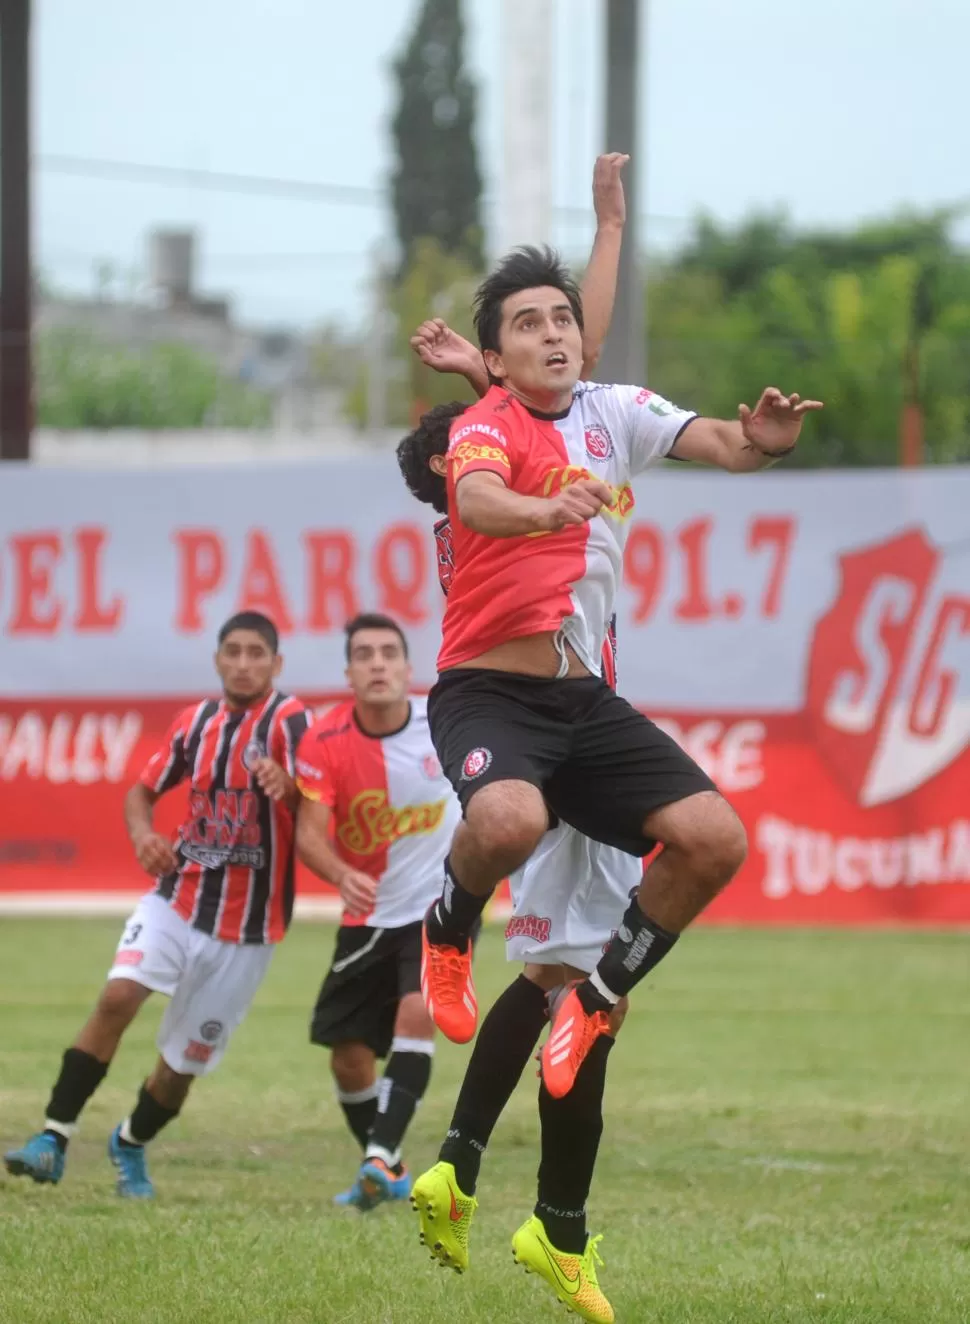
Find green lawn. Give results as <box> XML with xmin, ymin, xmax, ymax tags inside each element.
<box><xmin>1</xmin><ymin>920</ymin><xmax>967</xmax><ymax>1323</ymax></box>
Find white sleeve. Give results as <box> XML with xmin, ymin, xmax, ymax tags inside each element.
<box><xmin>609</xmin><ymin>384</ymin><xmax>697</xmax><ymax>475</ymax></box>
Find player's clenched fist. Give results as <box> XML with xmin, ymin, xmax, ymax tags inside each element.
<box><xmin>337</xmin><ymin>867</ymin><xmax>379</xmax><ymax>918</ymax></box>
<box><xmin>133</xmin><ymin>831</ymin><xmax>178</xmax><ymax>877</ymax></box>
<box><xmin>252</xmin><ymin>757</ymin><xmax>294</xmax><ymax>803</ymax></box>
<box><xmin>536</xmin><ymin>477</ymin><xmax>614</xmax><ymax>531</ymax></box>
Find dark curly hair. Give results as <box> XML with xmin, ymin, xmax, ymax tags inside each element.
<box><xmin>473</xmin><ymin>244</ymin><xmax>584</xmax><ymax>354</ymax></box>
<box><xmin>395</xmin><ymin>400</ymin><xmax>468</xmax><ymax>515</ymax></box>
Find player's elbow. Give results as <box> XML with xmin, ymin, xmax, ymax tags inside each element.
<box><xmin>455</xmin><ymin>481</ymin><xmax>488</xmax><ymax>532</ymax></box>
<box><xmin>126</xmin><ymin>782</ymin><xmax>155</xmax><ymax>811</ymax></box>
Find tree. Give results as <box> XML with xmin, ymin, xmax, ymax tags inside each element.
<box><xmin>390</xmin><ymin>0</ymin><xmax>483</xmax><ymax>275</ymax></box>
<box><xmin>647</xmin><ymin>210</ymin><xmax>970</xmax><ymax>465</ymax></box>
<box><xmin>344</xmin><ymin>238</ymin><xmax>481</xmax><ymax>428</ymax></box>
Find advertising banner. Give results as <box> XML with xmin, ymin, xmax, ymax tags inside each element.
<box><xmin>2</xmin><ymin>461</ymin><xmax>968</xmax><ymax>923</ymax></box>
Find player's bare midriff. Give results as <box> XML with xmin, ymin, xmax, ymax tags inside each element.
<box><xmin>453</xmin><ymin>630</ymin><xmax>592</xmax><ymax>679</ymax></box>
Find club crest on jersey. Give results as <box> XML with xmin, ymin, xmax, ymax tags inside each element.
<box><xmin>422</xmin><ymin>753</ymin><xmax>442</xmax><ymax>779</ymax></box>
<box><xmin>806</xmin><ymin>528</ymin><xmax>970</xmax><ymax>807</ymax></box>
<box><xmin>461</xmin><ymin>747</ymin><xmax>492</xmax><ymax>781</ymax></box>
<box><xmin>584</xmin><ymin>424</ymin><xmax>613</xmax><ymax>461</ymax></box>
<box><xmin>242</xmin><ymin>740</ymin><xmax>266</xmax><ymax>771</ymax></box>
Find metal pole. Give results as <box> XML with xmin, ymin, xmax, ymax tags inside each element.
<box><xmin>500</xmin><ymin>0</ymin><xmax>553</xmax><ymax>254</ymax></box>
<box><xmin>0</xmin><ymin>0</ymin><xmax>32</xmax><ymax>460</ymax></box>
<box><xmin>598</xmin><ymin>0</ymin><xmax>644</xmax><ymax>385</ymax></box>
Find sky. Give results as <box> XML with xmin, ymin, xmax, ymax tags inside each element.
<box><xmin>34</xmin><ymin>0</ymin><xmax>970</xmax><ymax>331</ymax></box>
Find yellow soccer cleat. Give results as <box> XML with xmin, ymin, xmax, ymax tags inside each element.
<box><xmin>512</xmin><ymin>1215</ymin><xmax>614</xmax><ymax>1323</ymax></box>
<box><xmin>409</xmin><ymin>1161</ymin><xmax>478</xmax><ymax>1274</ymax></box>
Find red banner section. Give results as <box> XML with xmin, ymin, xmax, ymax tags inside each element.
<box><xmin>2</xmin><ymin>696</ymin><xmax>967</xmax><ymax>924</ymax></box>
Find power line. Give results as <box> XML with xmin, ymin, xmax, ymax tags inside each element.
<box><xmin>32</xmin><ymin>151</ymin><xmax>690</xmax><ymax>226</ymax></box>
<box><xmin>37</xmin><ymin>153</ymin><xmax>382</xmax><ymax>205</ymax></box>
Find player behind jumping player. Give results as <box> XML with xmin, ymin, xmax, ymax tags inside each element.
<box><xmin>294</xmin><ymin>614</ymin><xmax>461</xmax><ymax>1211</ymax></box>
<box><xmin>4</xmin><ymin>612</ymin><xmax>308</xmax><ymax>1198</ymax></box>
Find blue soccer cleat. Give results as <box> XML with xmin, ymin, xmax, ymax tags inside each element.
<box><xmin>357</xmin><ymin>1157</ymin><xmax>412</xmax><ymax>1211</ymax></box>
<box><xmin>107</xmin><ymin>1126</ymin><xmax>154</xmax><ymax>1199</ymax></box>
<box><xmin>333</xmin><ymin>1177</ymin><xmax>364</xmax><ymax>1208</ymax></box>
<box><xmin>4</xmin><ymin>1132</ymin><xmax>65</xmax><ymax>1185</ymax></box>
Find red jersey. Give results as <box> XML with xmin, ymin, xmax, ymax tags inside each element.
<box><xmin>440</xmin><ymin>382</ymin><xmax>694</xmax><ymax>674</ymax></box>
<box><xmin>139</xmin><ymin>691</ymin><xmax>309</xmax><ymax>945</ymax></box>
<box><xmin>434</xmin><ymin>516</ymin><xmax>617</xmax><ymax>688</ymax></box>
<box><xmin>294</xmin><ymin>698</ymin><xmax>460</xmax><ymax>929</ymax></box>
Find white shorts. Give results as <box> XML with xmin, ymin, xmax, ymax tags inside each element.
<box><xmin>505</xmin><ymin>822</ymin><xmax>642</xmax><ymax>973</ymax></box>
<box><xmin>106</xmin><ymin>893</ymin><xmax>275</xmax><ymax>1077</ymax></box>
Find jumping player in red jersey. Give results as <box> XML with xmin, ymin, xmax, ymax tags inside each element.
<box><xmin>294</xmin><ymin>614</ymin><xmax>462</xmax><ymax>1212</ymax></box>
<box><xmin>4</xmin><ymin>612</ymin><xmax>308</xmax><ymax>1198</ymax></box>
<box><xmin>397</xmin><ymin>383</ymin><xmax>638</xmax><ymax>1310</ymax></box>
<box><xmin>397</xmin><ymin>161</ymin><xmax>638</xmax><ymax>1320</ymax></box>
<box><xmin>413</xmin><ymin>160</ymin><xmax>822</xmax><ymax>1309</ymax></box>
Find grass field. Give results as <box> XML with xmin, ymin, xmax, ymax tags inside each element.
<box><xmin>1</xmin><ymin>920</ymin><xmax>968</xmax><ymax>1324</ymax></box>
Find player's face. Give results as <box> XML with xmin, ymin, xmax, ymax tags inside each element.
<box><xmin>345</xmin><ymin>629</ymin><xmax>411</xmax><ymax>707</ymax></box>
<box><xmin>215</xmin><ymin>629</ymin><xmax>281</xmax><ymax>705</ymax></box>
<box><xmin>484</xmin><ymin>286</ymin><xmax>583</xmax><ymax>405</ymax></box>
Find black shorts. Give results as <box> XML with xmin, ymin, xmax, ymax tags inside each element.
<box><xmin>428</xmin><ymin>668</ymin><xmax>717</xmax><ymax>857</ymax></box>
<box><xmin>310</xmin><ymin>922</ymin><xmax>422</xmax><ymax>1059</ymax></box>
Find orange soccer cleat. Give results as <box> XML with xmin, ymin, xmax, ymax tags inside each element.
<box><xmin>540</xmin><ymin>984</ymin><xmax>612</xmax><ymax>1099</ymax></box>
<box><xmin>420</xmin><ymin>918</ymin><xmax>477</xmax><ymax>1044</ymax></box>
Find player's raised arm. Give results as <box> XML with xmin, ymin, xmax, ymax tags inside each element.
<box><xmin>411</xmin><ymin>318</ymin><xmax>489</xmax><ymax>399</ymax></box>
<box><xmin>578</xmin><ymin>153</ymin><xmax>629</xmax><ymax>380</ymax></box>
<box><xmin>671</xmin><ymin>388</ymin><xmax>824</xmax><ymax>471</ymax></box>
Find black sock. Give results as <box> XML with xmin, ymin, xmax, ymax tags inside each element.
<box><xmin>535</xmin><ymin>1034</ymin><xmax>615</xmax><ymax>1254</ymax></box>
<box><xmin>578</xmin><ymin>898</ymin><xmax>678</xmax><ymax>1013</ymax></box>
<box><xmin>366</xmin><ymin>1044</ymin><xmax>434</xmax><ymax>1165</ymax></box>
<box><xmin>121</xmin><ymin>1083</ymin><xmax>181</xmax><ymax>1147</ymax></box>
<box><xmin>44</xmin><ymin>1047</ymin><xmax>110</xmax><ymax>1146</ymax></box>
<box><xmin>337</xmin><ymin>1082</ymin><xmax>379</xmax><ymax>1151</ymax></box>
<box><xmin>439</xmin><ymin>974</ymin><xmax>548</xmax><ymax>1194</ymax></box>
<box><xmin>425</xmin><ymin>856</ymin><xmax>489</xmax><ymax>947</ymax></box>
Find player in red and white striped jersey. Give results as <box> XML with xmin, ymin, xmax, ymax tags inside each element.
<box><xmin>294</xmin><ymin>613</ymin><xmax>461</xmax><ymax>1211</ymax></box>
<box><xmin>4</xmin><ymin>612</ymin><xmax>308</xmax><ymax>1199</ymax></box>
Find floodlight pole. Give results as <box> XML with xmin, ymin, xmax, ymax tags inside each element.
<box><xmin>598</xmin><ymin>0</ymin><xmax>645</xmax><ymax>386</ymax></box>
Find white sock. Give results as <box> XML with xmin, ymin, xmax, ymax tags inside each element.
<box><xmin>43</xmin><ymin>1118</ymin><xmax>74</xmax><ymax>1140</ymax></box>
<box><xmin>119</xmin><ymin>1117</ymin><xmax>143</xmax><ymax>1147</ymax></box>
<box><xmin>588</xmin><ymin>969</ymin><xmax>621</xmax><ymax>1006</ymax></box>
<box><xmin>364</xmin><ymin>1143</ymin><xmax>400</xmax><ymax>1168</ymax></box>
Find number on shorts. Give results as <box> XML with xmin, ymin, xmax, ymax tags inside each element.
<box><xmin>122</xmin><ymin>922</ymin><xmax>142</xmax><ymax>946</ymax></box>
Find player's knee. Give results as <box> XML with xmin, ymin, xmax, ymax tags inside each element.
<box><xmin>148</xmin><ymin>1056</ymin><xmax>194</xmax><ymax>1106</ymax></box>
<box><xmin>652</xmin><ymin>791</ymin><xmax>747</xmax><ymax>884</ymax></box>
<box><xmin>394</xmin><ymin>993</ymin><xmax>434</xmax><ymax>1041</ymax></box>
<box><xmin>691</xmin><ymin>798</ymin><xmax>747</xmax><ymax>882</ymax></box>
<box><xmin>95</xmin><ymin>979</ymin><xmax>146</xmax><ymax>1028</ymax></box>
<box><xmin>464</xmin><ymin>783</ymin><xmax>547</xmax><ymax>866</ymax></box>
<box><xmin>331</xmin><ymin>1042</ymin><xmax>374</xmax><ymax>1093</ymax></box>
